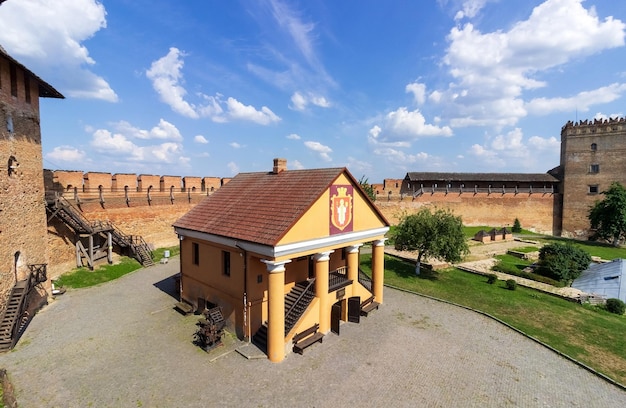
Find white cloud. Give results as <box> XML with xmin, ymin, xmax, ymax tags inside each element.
<box><xmin>227</xmin><ymin>161</ymin><xmax>240</xmax><ymax>175</ymax></box>
<box><xmin>406</xmin><ymin>82</ymin><xmax>427</xmax><ymax>105</ymax></box>
<box><xmin>468</xmin><ymin>128</ymin><xmax>560</xmax><ymax>168</ymax></box>
<box><xmin>230</xmin><ymin>142</ymin><xmax>243</xmax><ymax>149</ymax></box>
<box><xmin>146</xmin><ymin>47</ymin><xmax>199</xmax><ymax>119</ymax></box>
<box><xmin>527</xmin><ymin>135</ymin><xmax>560</xmax><ymax>150</ymax></box>
<box><xmin>46</xmin><ymin>146</ymin><xmax>87</xmax><ymax>163</ymax></box>
<box><xmin>304</xmin><ymin>140</ymin><xmax>332</xmax><ymax>161</ymax></box>
<box><xmin>226</xmin><ymin>97</ymin><xmax>281</xmax><ymax>125</ymax></box>
<box><xmin>89</xmin><ymin>120</ymin><xmax>186</xmax><ymax>165</ymax></box>
<box><xmin>526</xmin><ymin>83</ymin><xmax>626</xmax><ymax>115</ymax></box>
<box><xmin>0</xmin><ymin>0</ymin><xmax>117</xmax><ymax>101</ymax></box>
<box><xmin>91</xmin><ymin>129</ymin><xmax>137</xmax><ymax>154</ymax></box>
<box><xmin>112</xmin><ymin>119</ymin><xmax>183</xmax><ymax>141</ymax></box>
<box><xmin>438</xmin><ymin>0</ymin><xmax>626</xmax><ymax>127</ymax></box>
<box><xmin>453</xmin><ymin>0</ymin><xmax>489</xmax><ymax>21</ymax></box>
<box><xmin>194</xmin><ymin>135</ymin><xmax>208</xmax><ymax>144</ymax></box>
<box><xmin>286</xmin><ymin>133</ymin><xmax>301</xmax><ymax>140</ymax></box>
<box><xmin>289</xmin><ymin>91</ymin><xmax>331</xmax><ymax>111</ymax></box>
<box><xmin>146</xmin><ymin>49</ymin><xmax>280</xmax><ymax>125</ymax></box>
<box><xmin>290</xmin><ymin>92</ymin><xmax>307</xmax><ymax>111</ymax></box>
<box><xmin>268</xmin><ymin>0</ymin><xmax>321</xmax><ymax>70</ymax></box>
<box><xmin>369</xmin><ymin>108</ymin><xmax>453</xmax><ymax>146</ymax></box>
<box><xmin>372</xmin><ymin>147</ymin><xmax>429</xmax><ymax>164</ymax></box>
<box><xmin>291</xmin><ymin>160</ymin><xmax>305</xmax><ymax>169</ymax></box>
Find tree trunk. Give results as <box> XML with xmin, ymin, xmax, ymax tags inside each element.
<box><xmin>415</xmin><ymin>253</ymin><xmax>423</xmax><ymax>275</ymax></box>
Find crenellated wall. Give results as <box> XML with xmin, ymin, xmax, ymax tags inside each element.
<box><xmin>44</xmin><ymin>169</ymin><xmax>231</xmax><ymax>277</ymax></box>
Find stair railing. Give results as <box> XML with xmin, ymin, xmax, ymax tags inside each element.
<box><xmin>284</xmin><ymin>279</ymin><xmax>315</xmax><ymax>333</ymax></box>
<box><xmin>358</xmin><ymin>268</ymin><xmax>373</xmax><ymax>293</ymax></box>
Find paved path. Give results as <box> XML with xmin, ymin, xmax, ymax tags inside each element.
<box><xmin>1</xmin><ymin>259</ymin><xmax>625</xmax><ymax>407</ymax></box>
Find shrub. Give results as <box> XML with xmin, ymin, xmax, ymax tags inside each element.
<box><xmin>512</xmin><ymin>218</ymin><xmax>522</xmax><ymax>233</ymax></box>
<box><xmin>605</xmin><ymin>298</ymin><xmax>626</xmax><ymax>315</ymax></box>
<box><xmin>505</xmin><ymin>279</ymin><xmax>517</xmax><ymax>291</ymax></box>
<box><xmin>537</xmin><ymin>243</ymin><xmax>592</xmax><ymax>283</ymax></box>
<box><xmin>487</xmin><ymin>274</ymin><xmax>498</xmax><ymax>284</ymax></box>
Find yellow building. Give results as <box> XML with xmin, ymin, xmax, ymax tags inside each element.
<box><xmin>173</xmin><ymin>158</ymin><xmax>389</xmax><ymax>362</ymax></box>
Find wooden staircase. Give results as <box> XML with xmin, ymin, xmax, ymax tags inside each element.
<box><xmin>46</xmin><ymin>195</ymin><xmax>154</xmax><ymax>267</ymax></box>
<box><xmin>0</xmin><ymin>265</ymin><xmax>47</xmax><ymax>352</ymax></box>
<box><xmin>0</xmin><ymin>281</ymin><xmax>28</xmax><ymax>352</ymax></box>
<box><xmin>251</xmin><ymin>280</ymin><xmax>315</xmax><ymax>353</ymax></box>
<box><xmin>284</xmin><ymin>280</ymin><xmax>315</xmax><ymax>335</ymax></box>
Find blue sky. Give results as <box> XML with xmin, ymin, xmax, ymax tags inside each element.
<box><xmin>1</xmin><ymin>0</ymin><xmax>626</xmax><ymax>182</ymax></box>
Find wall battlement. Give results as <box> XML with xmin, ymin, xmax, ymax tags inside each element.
<box><xmin>45</xmin><ymin>169</ymin><xmax>229</xmax><ymax>194</ymax></box>
<box><xmin>561</xmin><ymin>117</ymin><xmax>626</xmax><ymax>135</ymax></box>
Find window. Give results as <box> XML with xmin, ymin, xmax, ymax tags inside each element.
<box><xmin>192</xmin><ymin>242</ymin><xmax>199</xmax><ymax>265</ymax></box>
<box><xmin>24</xmin><ymin>74</ymin><xmax>31</xmax><ymax>104</ymax></box>
<box><xmin>591</xmin><ymin>143</ymin><xmax>597</xmax><ymax>151</ymax></box>
<box><xmin>589</xmin><ymin>164</ymin><xmax>599</xmax><ymax>174</ymax></box>
<box><xmin>10</xmin><ymin>63</ymin><xmax>17</xmax><ymax>97</ymax></box>
<box><xmin>223</xmin><ymin>251</ymin><xmax>230</xmax><ymax>276</ymax></box>
<box><xmin>257</xmin><ymin>274</ymin><xmax>263</xmax><ymax>283</ymax></box>
<box><xmin>588</xmin><ymin>185</ymin><xmax>599</xmax><ymax>194</ymax></box>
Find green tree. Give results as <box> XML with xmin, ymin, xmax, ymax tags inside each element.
<box><xmin>358</xmin><ymin>176</ymin><xmax>376</xmax><ymax>202</ymax></box>
<box><xmin>393</xmin><ymin>208</ymin><xmax>469</xmax><ymax>275</ymax></box>
<box><xmin>512</xmin><ymin>218</ymin><xmax>522</xmax><ymax>233</ymax></box>
<box><xmin>537</xmin><ymin>243</ymin><xmax>591</xmax><ymax>283</ymax></box>
<box><xmin>589</xmin><ymin>182</ymin><xmax>626</xmax><ymax>246</ymax></box>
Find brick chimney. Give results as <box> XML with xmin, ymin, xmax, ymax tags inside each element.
<box><xmin>272</xmin><ymin>158</ymin><xmax>287</xmax><ymax>174</ymax></box>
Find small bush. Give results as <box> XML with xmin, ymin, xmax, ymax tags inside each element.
<box><xmin>486</xmin><ymin>274</ymin><xmax>498</xmax><ymax>284</ymax></box>
<box><xmin>512</xmin><ymin>218</ymin><xmax>522</xmax><ymax>233</ymax></box>
<box><xmin>505</xmin><ymin>279</ymin><xmax>517</xmax><ymax>291</ymax></box>
<box><xmin>605</xmin><ymin>298</ymin><xmax>626</xmax><ymax>315</ymax></box>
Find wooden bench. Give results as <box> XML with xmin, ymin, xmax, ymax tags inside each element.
<box><xmin>360</xmin><ymin>295</ymin><xmax>380</xmax><ymax>316</ymax></box>
<box><xmin>292</xmin><ymin>323</ymin><xmax>324</xmax><ymax>355</ymax></box>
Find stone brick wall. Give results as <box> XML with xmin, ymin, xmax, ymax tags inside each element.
<box><xmin>160</xmin><ymin>175</ymin><xmax>182</xmax><ymax>191</ymax></box>
<box><xmin>84</xmin><ymin>172</ymin><xmax>112</xmax><ymax>191</ymax></box>
<box><xmin>112</xmin><ymin>173</ymin><xmax>138</xmax><ymax>191</ymax></box>
<box><xmin>560</xmin><ymin>118</ymin><xmax>626</xmax><ymax>237</ymax></box>
<box><xmin>184</xmin><ymin>176</ymin><xmax>202</xmax><ymax>191</ymax></box>
<box><xmin>0</xmin><ymin>54</ymin><xmax>50</xmax><ymax>310</ymax></box>
<box><xmin>375</xmin><ymin>192</ymin><xmax>556</xmax><ymax>234</ymax></box>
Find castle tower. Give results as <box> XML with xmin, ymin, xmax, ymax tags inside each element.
<box><xmin>0</xmin><ymin>47</ymin><xmax>63</xmax><ymax>312</ymax></box>
<box><xmin>560</xmin><ymin>118</ymin><xmax>626</xmax><ymax>237</ymax></box>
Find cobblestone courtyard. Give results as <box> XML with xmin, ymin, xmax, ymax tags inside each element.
<box><xmin>0</xmin><ymin>259</ymin><xmax>625</xmax><ymax>407</ymax></box>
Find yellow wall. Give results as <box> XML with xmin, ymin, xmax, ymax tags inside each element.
<box><xmin>277</xmin><ymin>172</ymin><xmax>387</xmax><ymax>247</ymax></box>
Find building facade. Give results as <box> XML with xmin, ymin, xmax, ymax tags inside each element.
<box><xmin>174</xmin><ymin>159</ymin><xmax>389</xmax><ymax>362</ymax></box>
<box><xmin>559</xmin><ymin>118</ymin><xmax>626</xmax><ymax>237</ymax></box>
<box><xmin>0</xmin><ymin>45</ymin><xmax>63</xmax><ymax>349</ymax></box>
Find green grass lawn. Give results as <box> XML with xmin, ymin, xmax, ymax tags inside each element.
<box><xmin>54</xmin><ymin>257</ymin><xmax>143</xmax><ymax>288</ymax></box>
<box><xmin>55</xmin><ymin>245</ymin><xmax>180</xmax><ymax>289</ymax></box>
<box><xmin>360</xmin><ymin>253</ymin><xmax>626</xmax><ymax>385</ymax></box>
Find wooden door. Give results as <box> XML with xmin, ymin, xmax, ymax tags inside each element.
<box><xmin>331</xmin><ymin>302</ymin><xmax>341</xmax><ymax>335</ymax></box>
<box><xmin>348</xmin><ymin>297</ymin><xmax>360</xmax><ymax>323</ymax></box>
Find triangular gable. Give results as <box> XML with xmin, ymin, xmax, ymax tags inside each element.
<box><xmin>277</xmin><ymin>170</ymin><xmax>389</xmax><ymax>246</ymax></box>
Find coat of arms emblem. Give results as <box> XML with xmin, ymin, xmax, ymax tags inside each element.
<box><xmin>330</xmin><ymin>185</ymin><xmax>353</xmax><ymax>233</ymax></box>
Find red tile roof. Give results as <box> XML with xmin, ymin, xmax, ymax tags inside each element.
<box><xmin>174</xmin><ymin>167</ymin><xmax>350</xmax><ymax>246</ymax></box>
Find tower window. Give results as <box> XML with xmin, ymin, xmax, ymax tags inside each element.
<box><xmin>24</xmin><ymin>75</ymin><xmax>31</xmax><ymax>104</ymax></box>
<box><xmin>590</xmin><ymin>143</ymin><xmax>597</xmax><ymax>151</ymax></box>
<box><xmin>10</xmin><ymin>63</ymin><xmax>17</xmax><ymax>97</ymax></box>
<box><xmin>588</xmin><ymin>185</ymin><xmax>599</xmax><ymax>194</ymax></box>
<box><xmin>589</xmin><ymin>164</ymin><xmax>600</xmax><ymax>174</ymax></box>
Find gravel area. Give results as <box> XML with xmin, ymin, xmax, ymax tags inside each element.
<box><xmin>0</xmin><ymin>259</ymin><xmax>625</xmax><ymax>407</ymax></box>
